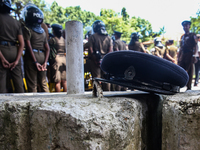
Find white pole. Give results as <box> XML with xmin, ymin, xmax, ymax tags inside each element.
<box><xmin>65</xmin><ymin>21</ymin><xmax>84</xmax><ymax>94</ymax></box>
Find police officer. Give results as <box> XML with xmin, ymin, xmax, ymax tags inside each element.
<box><xmin>111</xmin><ymin>31</ymin><xmax>127</xmax><ymax>91</ymax></box>
<box><xmin>152</xmin><ymin>37</ymin><xmax>165</xmax><ymax>58</ymax></box>
<box><xmin>164</xmin><ymin>40</ymin><xmax>178</xmax><ymax>64</ymax></box>
<box><xmin>84</xmin><ymin>29</ymin><xmax>92</xmax><ymax>52</ymax></box>
<box><xmin>22</xmin><ymin>3</ymin><xmax>50</xmax><ymax>92</ymax></box>
<box><xmin>128</xmin><ymin>32</ymin><xmax>146</xmax><ymax>53</ymax></box>
<box><xmin>194</xmin><ymin>34</ymin><xmax>200</xmax><ymax>86</ymax></box>
<box><xmin>88</xmin><ymin>20</ymin><xmax>113</xmax><ymax>91</ymax></box>
<box><xmin>113</xmin><ymin>31</ymin><xmax>127</xmax><ymax>51</ymax></box>
<box><xmin>0</xmin><ymin>0</ymin><xmax>24</xmax><ymax>93</ymax></box>
<box><xmin>178</xmin><ymin>20</ymin><xmax>197</xmax><ymax>90</ymax></box>
<box><xmin>49</xmin><ymin>24</ymin><xmax>67</xmax><ymax>92</ymax></box>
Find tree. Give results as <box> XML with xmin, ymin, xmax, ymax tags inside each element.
<box><xmin>11</xmin><ymin>1</ymin><xmax>166</xmax><ymax>43</ymax></box>
<box><xmin>49</xmin><ymin>1</ymin><xmax>66</xmax><ymax>25</ymax></box>
<box><xmin>121</xmin><ymin>7</ymin><xmax>129</xmax><ymax>22</ymax></box>
<box><xmin>11</xmin><ymin>0</ymin><xmax>51</xmax><ymax>23</ymax></box>
<box><xmin>64</xmin><ymin>6</ymin><xmax>97</xmax><ymax>29</ymax></box>
<box><xmin>190</xmin><ymin>8</ymin><xmax>200</xmax><ymax>34</ymax></box>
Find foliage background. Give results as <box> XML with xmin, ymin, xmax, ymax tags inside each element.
<box><xmin>11</xmin><ymin>0</ymin><xmax>200</xmax><ymax>44</ymax></box>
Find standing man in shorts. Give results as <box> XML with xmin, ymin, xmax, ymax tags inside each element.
<box><xmin>49</xmin><ymin>24</ymin><xmax>67</xmax><ymax>92</ymax></box>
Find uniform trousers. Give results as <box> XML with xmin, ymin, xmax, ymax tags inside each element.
<box><xmin>24</xmin><ymin>51</ymin><xmax>49</xmax><ymax>92</ymax></box>
<box><xmin>0</xmin><ymin>45</ymin><xmax>24</xmax><ymax>93</ymax></box>
<box><xmin>178</xmin><ymin>51</ymin><xmax>193</xmax><ymax>90</ymax></box>
<box><xmin>194</xmin><ymin>57</ymin><xmax>200</xmax><ymax>85</ymax></box>
<box><xmin>85</xmin><ymin>58</ymin><xmax>110</xmax><ymax>91</ymax></box>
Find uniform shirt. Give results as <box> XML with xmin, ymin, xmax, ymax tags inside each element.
<box><xmin>41</xmin><ymin>23</ymin><xmax>49</xmax><ymax>40</ymax></box>
<box><xmin>23</xmin><ymin>27</ymin><xmax>47</xmax><ymax>50</ymax></box>
<box><xmin>88</xmin><ymin>33</ymin><xmax>112</xmax><ymax>56</ymax></box>
<box><xmin>0</xmin><ymin>13</ymin><xmax>22</xmax><ymax>42</ymax></box>
<box><xmin>154</xmin><ymin>46</ymin><xmax>165</xmax><ymax>58</ymax></box>
<box><xmin>128</xmin><ymin>41</ymin><xmax>145</xmax><ymax>52</ymax></box>
<box><xmin>113</xmin><ymin>39</ymin><xmax>126</xmax><ymax>51</ymax></box>
<box><xmin>180</xmin><ymin>33</ymin><xmax>196</xmax><ymax>53</ymax></box>
<box><xmin>165</xmin><ymin>45</ymin><xmax>178</xmax><ymax>60</ymax></box>
<box><xmin>49</xmin><ymin>36</ymin><xmax>65</xmax><ymax>54</ymax></box>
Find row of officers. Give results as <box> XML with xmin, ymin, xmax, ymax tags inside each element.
<box><xmin>0</xmin><ymin>1</ymin><xmax>198</xmax><ymax>93</ymax></box>
<box><xmin>0</xmin><ymin>2</ymin><xmax>66</xmax><ymax>93</ymax></box>
<box><xmin>84</xmin><ymin>26</ymin><xmax>179</xmax><ymax>91</ymax></box>
<box><xmin>84</xmin><ymin>20</ymin><xmax>199</xmax><ymax>91</ymax></box>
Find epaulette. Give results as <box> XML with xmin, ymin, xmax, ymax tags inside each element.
<box><xmin>21</xmin><ymin>21</ymin><xmax>31</xmax><ymax>38</ymax></box>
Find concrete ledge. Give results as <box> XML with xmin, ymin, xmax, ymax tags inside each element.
<box><xmin>162</xmin><ymin>91</ymin><xmax>200</xmax><ymax>150</ymax></box>
<box><xmin>2</xmin><ymin>90</ymin><xmax>199</xmax><ymax>150</ymax></box>
<box><xmin>0</xmin><ymin>92</ymin><xmax>158</xmax><ymax>150</ymax></box>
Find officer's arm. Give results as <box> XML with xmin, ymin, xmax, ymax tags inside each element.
<box><xmin>15</xmin><ymin>35</ymin><xmax>24</xmax><ymax>62</ymax></box>
<box><xmin>108</xmin><ymin>45</ymin><xmax>113</xmax><ymax>53</ymax></box>
<box><xmin>193</xmin><ymin>35</ymin><xmax>198</xmax><ymax>55</ymax></box>
<box><xmin>25</xmin><ymin>40</ymin><xmax>42</xmax><ymax>71</ymax></box>
<box><xmin>113</xmin><ymin>41</ymin><xmax>119</xmax><ymax>51</ymax></box>
<box><xmin>88</xmin><ymin>36</ymin><xmax>94</xmax><ymax>54</ymax></box>
<box><xmin>43</xmin><ymin>43</ymin><xmax>50</xmax><ymax>69</ymax></box>
<box><xmin>10</xmin><ymin>35</ymin><xmax>25</xmax><ymax>70</ymax></box>
<box><xmin>177</xmin><ymin>36</ymin><xmax>183</xmax><ymax>59</ymax></box>
<box><xmin>89</xmin><ymin>46</ymin><xmax>93</xmax><ymax>55</ymax></box>
<box><xmin>165</xmin><ymin>53</ymin><xmax>176</xmax><ymax>63</ymax></box>
<box><xmin>25</xmin><ymin>40</ymin><xmax>37</xmax><ymax>63</ymax></box>
<box><xmin>140</xmin><ymin>43</ymin><xmax>146</xmax><ymax>53</ymax></box>
<box><xmin>0</xmin><ymin>51</ymin><xmax>10</xmax><ymax>68</ymax></box>
<box><xmin>108</xmin><ymin>38</ymin><xmax>113</xmax><ymax>53</ymax></box>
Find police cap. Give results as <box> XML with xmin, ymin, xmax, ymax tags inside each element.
<box><xmin>100</xmin><ymin>51</ymin><xmax>189</xmax><ymax>94</ymax></box>
<box><xmin>51</xmin><ymin>24</ymin><xmax>62</xmax><ymax>30</ymax></box>
<box><xmin>167</xmin><ymin>39</ymin><xmax>174</xmax><ymax>44</ymax></box>
<box><xmin>114</xmin><ymin>31</ymin><xmax>123</xmax><ymax>38</ymax></box>
<box><xmin>181</xmin><ymin>20</ymin><xmax>191</xmax><ymax>26</ymax></box>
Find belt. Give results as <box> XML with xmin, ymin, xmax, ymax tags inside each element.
<box><xmin>32</xmin><ymin>49</ymin><xmax>44</xmax><ymax>53</ymax></box>
<box><xmin>57</xmin><ymin>53</ymin><xmax>65</xmax><ymax>56</ymax></box>
<box><xmin>0</xmin><ymin>41</ymin><xmax>16</xmax><ymax>46</ymax></box>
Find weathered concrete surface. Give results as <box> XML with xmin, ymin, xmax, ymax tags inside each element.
<box><xmin>162</xmin><ymin>91</ymin><xmax>200</xmax><ymax>150</ymax></box>
<box><xmin>0</xmin><ymin>92</ymin><xmax>160</xmax><ymax>150</ymax></box>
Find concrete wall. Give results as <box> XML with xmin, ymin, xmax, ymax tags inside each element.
<box><xmin>162</xmin><ymin>91</ymin><xmax>200</xmax><ymax>150</ymax></box>
<box><xmin>0</xmin><ymin>92</ymin><xmax>161</xmax><ymax>150</ymax></box>
<box><xmin>0</xmin><ymin>91</ymin><xmax>199</xmax><ymax>150</ymax></box>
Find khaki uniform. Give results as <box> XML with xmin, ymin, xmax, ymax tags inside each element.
<box><xmin>113</xmin><ymin>39</ymin><xmax>126</xmax><ymax>51</ymax></box>
<box><xmin>112</xmin><ymin>39</ymin><xmax>126</xmax><ymax>91</ymax></box>
<box><xmin>154</xmin><ymin>46</ymin><xmax>165</xmax><ymax>58</ymax></box>
<box><xmin>128</xmin><ymin>41</ymin><xmax>145</xmax><ymax>52</ymax></box>
<box><xmin>178</xmin><ymin>33</ymin><xmax>197</xmax><ymax>90</ymax></box>
<box><xmin>23</xmin><ymin>28</ymin><xmax>49</xmax><ymax>92</ymax></box>
<box><xmin>49</xmin><ymin>36</ymin><xmax>66</xmax><ymax>83</ymax></box>
<box><xmin>0</xmin><ymin>13</ymin><xmax>24</xmax><ymax>93</ymax></box>
<box><xmin>164</xmin><ymin>45</ymin><xmax>178</xmax><ymax>62</ymax></box>
<box><xmin>87</xmin><ymin>33</ymin><xmax>112</xmax><ymax>91</ymax></box>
